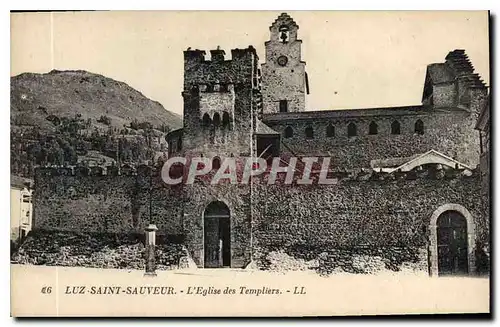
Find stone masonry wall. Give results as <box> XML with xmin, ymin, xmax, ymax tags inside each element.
<box><xmin>261</xmin><ymin>13</ymin><xmax>306</xmax><ymax>114</ymax></box>
<box><xmin>34</xmin><ymin>173</ymin><xmax>137</xmax><ymax>233</ymax></box>
<box><xmin>264</xmin><ymin>109</ymin><xmax>480</xmax><ymax>169</ymax></box>
<box><xmin>33</xmin><ymin>168</ymin><xmax>184</xmax><ymax>237</ymax></box>
<box><xmin>252</xmin><ymin>172</ymin><xmax>484</xmax><ymax>274</ymax></box>
<box><xmin>181</xmin><ymin>173</ymin><xmax>252</xmax><ymax>268</ymax></box>
<box><xmin>12</xmin><ymin>229</ymin><xmax>189</xmax><ymax>270</ymax></box>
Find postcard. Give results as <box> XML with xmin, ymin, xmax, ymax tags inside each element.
<box><xmin>10</xmin><ymin>10</ymin><xmax>490</xmax><ymax>317</ymax></box>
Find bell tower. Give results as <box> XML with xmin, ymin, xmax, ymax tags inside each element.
<box><xmin>261</xmin><ymin>13</ymin><xmax>309</xmax><ymax>114</ymax></box>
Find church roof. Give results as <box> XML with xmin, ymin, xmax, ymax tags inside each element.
<box><xmin>262</xmin><ymin>105</ymin><xmax>434</xmax><ymax>123</ymax></box>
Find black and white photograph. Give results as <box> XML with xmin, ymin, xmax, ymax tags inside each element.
<box><xmin>9</xmin><ymin>10</ymin><xmax>491</xmax><ymax>317</ymax></box>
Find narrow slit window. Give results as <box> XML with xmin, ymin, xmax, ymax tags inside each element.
<box><xmin>369</xmin><ymin>121</ymin><xmax>378</xmax><ymax>135</ymax></box>
<box><xmin>222</xmin><ymin>112</ymin><xmax>230</xmax><ymax>129</ymax></box>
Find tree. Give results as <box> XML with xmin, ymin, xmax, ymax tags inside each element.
<box><xmin>97</xmin><ymin>115</ymin><xmax>111</xmax><ymax>126</ymax></box>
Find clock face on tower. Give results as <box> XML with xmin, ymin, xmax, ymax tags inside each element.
<box><xmin>277</xmin><ymin>55</ymin><xmax>288</xmax><ymax>66</ymax></box>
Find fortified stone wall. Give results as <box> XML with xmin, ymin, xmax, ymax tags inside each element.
<box><xmin>12</xmin><ymin>229</ymin><xmax>190</xmax><ymax>270</ymax></box>
<box><xmin>34</xmin><ymin>170</ymin><xmax>137</xmax><ymax>233</ymax></box>
<box><xmin>251</xmin><ymin>168</ymin><xmax>485</xmax><ymax>273</ymax></box>
<box><xmin>32</xmin><ymin>162</ymin><xmax>487</xmax><ymax>274</ymax></box>
<box><xmin>33</xmin><ymin>167</ymin><xmax>184</xmax><ymax>237</ymax></box>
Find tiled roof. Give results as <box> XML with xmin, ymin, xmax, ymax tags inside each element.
<box><xmin>255</xmin><ymin>119</ymin><xmax>280</xmax><ymax>135</ymax></box>
<box><xmin>262</xmin><ymin>105</ymin><xmax>433</xmax><ymax>123</ymax></box>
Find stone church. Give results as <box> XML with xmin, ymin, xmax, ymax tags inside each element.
<box><xmin>33</xmin><ymin>13</ymin><xmax>490</xmax><ymax>276</ymax></box>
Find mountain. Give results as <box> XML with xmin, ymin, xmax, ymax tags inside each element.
<box><xmin>10</xmin><ymin>70</ymin><xmax>183</xmax><ymax>178</ymax></box>
<box><xmin>11</xmin><ymin>70</ymin><xmax>182</xmax><ymax>132</ymax></box>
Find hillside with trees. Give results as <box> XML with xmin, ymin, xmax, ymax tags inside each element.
<box><xmin>11</xmin><ymin>70</ymin><xmax>182</xmax><ymax>178</ymax></box>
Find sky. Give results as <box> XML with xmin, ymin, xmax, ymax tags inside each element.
<box><xmin>10</xmin><ymin>11</ymin><xmax>490</xmax><ymax>115</ymax></box>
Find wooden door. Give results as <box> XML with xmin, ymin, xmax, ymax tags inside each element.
<box><xmin>437</xmin><ymin>211</ymin><xmax>468</xmax><ymax>275</ymax></box>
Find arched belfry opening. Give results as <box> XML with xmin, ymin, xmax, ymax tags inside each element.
<box><xmin>213</xmin><ymin>113</ymin><xmax>221</xmax><ymax>127</ymax></box>
<box><xmin>279</xmin><ymin>25</ymin><xmax>290</xmax><ymax>43</ymax></box>
<box><xmin>203</xmin><ymin>201</ymin><xmax>231</xmax><ymax>268</ymax></box>
<box><xmin>202</xmin><ymin>113</ymin><xmax>211</xmax><ymax>128</ymax></box>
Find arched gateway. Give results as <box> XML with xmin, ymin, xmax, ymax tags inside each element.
<box><xmin>203</xmin><ymin>201</ymin><xmax>231</xmax><ymax>268</ymax></box>
<box><xmin>429</xmin><ymin>204</ymin><xmax>476</xmax><ymax>276</ymax></box>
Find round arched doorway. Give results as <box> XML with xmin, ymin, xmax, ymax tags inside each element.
<box><xmin>429</xmin><ymin>204</ymin><xmax>476</xmax><ymax>277</ymax></box>
<box><xmin>436</xmin><ymin>211</ymin><xmax>469</xmax><ymax>276</ymax></box>
<box><xmin>203</xmin><ymin>201</ymin><xmax>231</xmax><ymax>268</ymax></box>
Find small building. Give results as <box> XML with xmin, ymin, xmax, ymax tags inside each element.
<box><xmin>10</xmin><ymin>176</ymin><xmax>33</xmax><ymax>243</ymax></box>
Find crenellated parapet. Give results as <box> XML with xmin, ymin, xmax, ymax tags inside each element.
<box><xmin>183</xmin><ymin>46</ymin><xmax>259</xmax><ymax>89</ymax></box>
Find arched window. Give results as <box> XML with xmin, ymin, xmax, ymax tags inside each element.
<box><xmin>212</xmin><ymin>156</ymin><xmax>221</xmax><ymax>170</ymax></box>
<box><xmin>305</xmin><ymin>126</ymin><xmax>314</xmax><ymax>139</ymax></box>
<box><xmin>284</xmin><ymin>126</ymin><xmax>294</xmax><ymax>138</ymax></box>
<box><xmin>222</xmin><ymin>112</ymin><xmax>230</xmax><ymax>129</ymax></box>
<box><xmin>169</xmin><ymin>162</ymin><xmax>184</xmax><ymax>180</ymax></box>
<box><xmin>415</xmin><ymin>119</ymin><xmax>424</xmax><ymax>135</ymax></box>
<box><xmin>347</xmin><ymin>123</ymin><xmax>357</xmax><ymax>137</ymax></box>
<box><xmin>369</xmin><ymin>121</ymin><xmax>378</xmax><ymax>135</ymax></box>
<box><xmin>391</xmin><ymin>120</ymin><xmax>401</xmax><ymax>135</ymax></box>
<box><xmin>326</xmin><ymin>124</ymin><xmax>335</xmax><ymax>137</ymax></box>
<box><xmin>202</xmin><ymin>113</ymin><xmax>211</xmax><ymax>127</ymax></box>
<box><xmin>213</xmin><ymin>113</ymin><xmax>221</xmax><ymax>127</ymax></box>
